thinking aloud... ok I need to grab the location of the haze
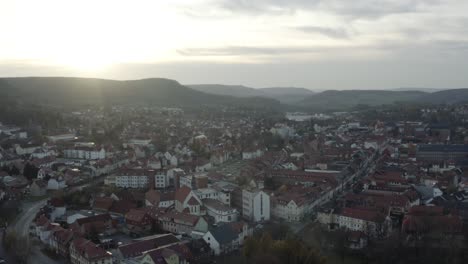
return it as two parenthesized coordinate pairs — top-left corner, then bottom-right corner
(1, 0), (468, 89)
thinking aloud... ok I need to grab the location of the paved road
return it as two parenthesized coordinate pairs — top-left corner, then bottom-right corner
(6, 199), (63, 264)
(1, 176), (105, 263)
(13, 200), (48, 239)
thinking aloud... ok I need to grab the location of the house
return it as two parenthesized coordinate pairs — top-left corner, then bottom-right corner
(210, 148), (230, 166)
(37, 167), (53, 179)
(69, 237), (112, 264)
(416, 144), (468, 165)
(70, 213), (114, 237)
(125, 208), (153, 235)
(93, 197), (114, 212)
(140, 244), (192, 264)
(115, 234), (179, 262)
(33, 214), (50, 238)
(195, 159), (212, 172)
(15, 143), (42, 155)
(159, 211), (208, 235)
(51, 228), (74, 257)
(49, 197), (67, 221)
(202, 224), (239, 255)
(147, 157), (162, 169)
(47, 177), (67, 190)
(109, 168), (155, 189)
(38, 222), (62, 246)
(186, 239), (212, 264)
(64, 146), (106, 160)
(109, 199), (137, 216)
(242, 148), (264, 160)
(242, 189), (270, 222)
(175, 186), (203, 216)
(337, 208), (391, 237)
(402, 205), (463, 236)
(155, 171), (170, 189)
(145, 189), (175, 208)
(47, 133), (76, 142)
(272, 195), (310, 222)
(202, 198), (238, 224)
(30, 179), (47, 196)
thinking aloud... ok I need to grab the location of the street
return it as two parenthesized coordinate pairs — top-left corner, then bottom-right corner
(1, 199), (64, 264)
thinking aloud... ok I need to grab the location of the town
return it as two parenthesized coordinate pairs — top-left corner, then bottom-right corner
(1, 102), (468, 264)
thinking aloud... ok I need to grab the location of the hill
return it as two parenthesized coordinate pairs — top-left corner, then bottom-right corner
(259, 87), (315, 104)
(259, 87), (315, 96)
(0, 77), (280, 109)
(188, 84), (265, 97)
(297, 90), (426, 110)
(417, 89), (468, 104)
(188, 84), (314, 104)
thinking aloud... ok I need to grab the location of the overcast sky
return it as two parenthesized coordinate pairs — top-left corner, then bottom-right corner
(1, 0), (468, 90)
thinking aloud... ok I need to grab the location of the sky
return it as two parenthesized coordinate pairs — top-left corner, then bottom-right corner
(1, 0), (468, 90)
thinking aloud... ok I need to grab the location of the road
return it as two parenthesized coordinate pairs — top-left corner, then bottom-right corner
(1, 176), (105, 264)
(3, 199), (64, 264)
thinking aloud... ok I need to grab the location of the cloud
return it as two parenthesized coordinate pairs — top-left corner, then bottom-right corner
(177, 46), (330, 57)
(295, 26), (350, 39)
(215, 0), (440, 19)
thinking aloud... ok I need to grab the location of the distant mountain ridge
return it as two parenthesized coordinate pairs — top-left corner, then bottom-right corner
(0, 77), (280, 109)
(296, 89), (468, 110)
(1, 77), (467, 111)
(188, 84), (314, 104)
(188, 84), (468, 109)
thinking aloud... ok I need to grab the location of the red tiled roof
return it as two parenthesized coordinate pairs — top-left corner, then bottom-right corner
(110, 200), (137, 215)
(118, 234), (180, 258)
(71, 237), (111, 261)
(175, 186), (191, 203)
(408, 205), (444, 216)
(75, 213), (111, 225)
(125, 208), (149, 223)
(49, 197), (65, 207)
(340, 208), (386, 223)
(159, 211), (201, 226)
(53, 228), (74, 244)
(187, 197), (200, 206)
(145, 190), (161, 205)
(93, 197), (114, 211)
(35, 214), (50, 227)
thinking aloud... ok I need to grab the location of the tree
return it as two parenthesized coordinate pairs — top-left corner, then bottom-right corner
(243, 231), (326, 264)
(23, 163), (39, 180)
(4, 230), (31, 263)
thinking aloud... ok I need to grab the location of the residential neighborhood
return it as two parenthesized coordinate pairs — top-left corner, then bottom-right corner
(1, 102), (468, 264)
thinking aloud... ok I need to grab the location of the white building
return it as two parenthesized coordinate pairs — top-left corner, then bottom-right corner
(242, 189), (270, 222)
(154, 171), (169, 188)
(270, 124), (295, 139)
(242, 149), (264, 160)
(203, 199), (238, 223)
(179, 175), (193, 189)
(107, 169), (154, 188)
(15, 144), (42, 155)
(175, 186), (203, 216)
(64, 147), (105, 160)
(47, 133), (76, 143)
(272, 198), (315, 222)
(47, 178), (67, 190)
(129, 138), (152, 146)
(194, 188), (219, 200)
